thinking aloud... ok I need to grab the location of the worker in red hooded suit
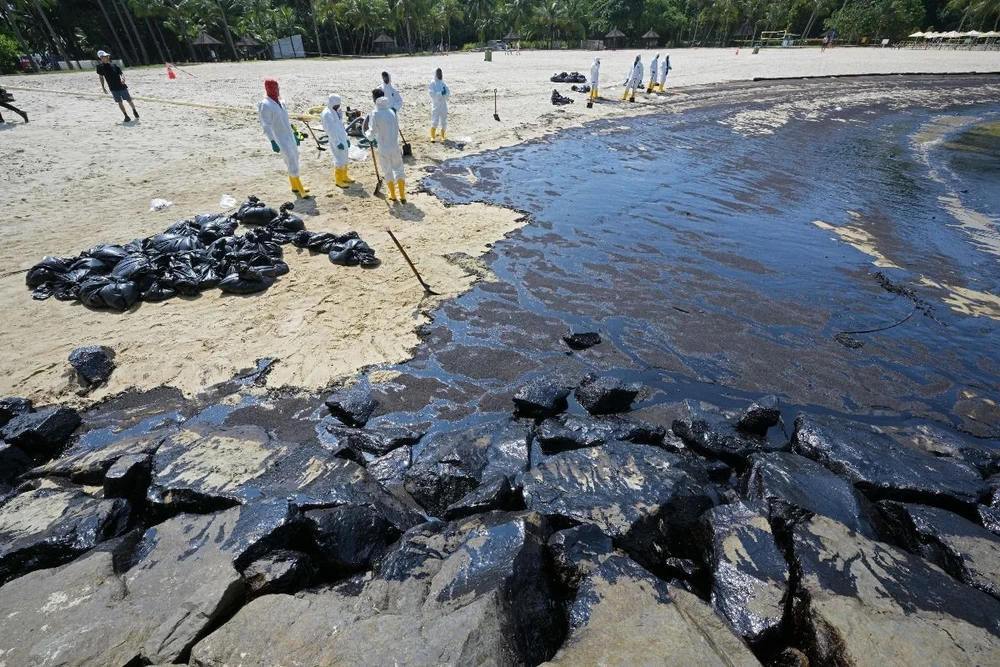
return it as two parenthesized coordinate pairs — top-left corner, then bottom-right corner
(257, 78), (309, 196)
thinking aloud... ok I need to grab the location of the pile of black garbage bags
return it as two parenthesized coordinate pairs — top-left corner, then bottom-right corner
(550, 71), (587, 83)
(25, 195), (378, 311)
(570, 84), (591, 94)
(551, 90), (574, 105)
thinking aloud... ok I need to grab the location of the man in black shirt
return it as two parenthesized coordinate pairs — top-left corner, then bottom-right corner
(0, 86), (28, 124)
(96, 50), (139, 123)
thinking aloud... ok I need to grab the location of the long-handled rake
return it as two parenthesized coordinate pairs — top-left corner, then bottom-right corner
(493, 89), (500, 121)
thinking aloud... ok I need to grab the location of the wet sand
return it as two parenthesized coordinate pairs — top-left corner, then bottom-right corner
(1, 47), (997, 405)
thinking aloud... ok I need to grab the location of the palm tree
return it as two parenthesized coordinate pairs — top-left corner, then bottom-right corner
(0, 1), (38, 71)
(164, 0), (204, 61)
(22, 0), (76, 68)
(129, 0), (170, 62)
(538, 0), (567, 48)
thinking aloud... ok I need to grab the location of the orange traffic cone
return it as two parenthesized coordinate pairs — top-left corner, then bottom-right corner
(167, 65), (176, 80)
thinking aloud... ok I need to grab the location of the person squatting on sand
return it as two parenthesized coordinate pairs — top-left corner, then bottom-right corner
(428, 68), (449, 141)
(589, 58), (601, 100)
(96, 50), (139, 123)
(258, 78), (310, 197)
(366, 96), (407, 203)
(623, 54), (642, 102)
(320, 93), (355, 188)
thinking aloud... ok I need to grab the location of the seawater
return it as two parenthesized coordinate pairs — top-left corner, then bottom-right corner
(415, 90), (1000, 437)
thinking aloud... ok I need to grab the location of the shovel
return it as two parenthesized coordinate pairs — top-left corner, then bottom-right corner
(370, 144), (384, 196)
(386, 227), (438, 296)
(303, 123), (327, 156)
(399, 128), (412, 156)
(493, 89), (500, 121)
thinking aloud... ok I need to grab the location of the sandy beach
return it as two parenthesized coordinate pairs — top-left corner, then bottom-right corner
(1, 47), (997, 405)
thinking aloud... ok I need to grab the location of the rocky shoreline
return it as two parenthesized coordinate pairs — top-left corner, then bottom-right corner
(1, 366), (998, 666)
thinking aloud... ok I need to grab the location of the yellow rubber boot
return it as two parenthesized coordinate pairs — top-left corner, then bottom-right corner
(343, 165), (355, 183)
(646, 83), (654, 94)
(290, 176), (310, 196)
(398, 180), (407, 203)
(335, 167), (348, 188)
(431, 127), (437, 141)
(387, 180), (397, 201)
(621, 90), (628, 101)
(440, 130), (446, 141)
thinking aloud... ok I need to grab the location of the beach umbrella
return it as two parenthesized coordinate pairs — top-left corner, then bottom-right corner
(236, 35), (263, 47)
(192, 32), (223, 47)
(965, 30), (982, 37)
(374, 33), (396, 54)
(908, 32), (924, 38)
(504, 31), (519, 41)
(605, 27), (626, 49)
(943, 30), (961, 38)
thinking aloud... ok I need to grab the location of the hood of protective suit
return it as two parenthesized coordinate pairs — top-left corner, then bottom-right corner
(376, 97), (391, 110)
(264, 78), (280, 104)
(327, 94), (342, 112)
(593, 58), (600, 65)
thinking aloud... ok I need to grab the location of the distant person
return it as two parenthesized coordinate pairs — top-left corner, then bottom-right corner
(381, 71), (403, 114)
(657, 54), (672, 92)
(0, 86), (28, 123)
(210, 49), (218, 62)
(257, 78), (309, 196)
(589, 57), (601, 100)
(366, 96), (407, 203)
(96, 50), (139, 123)
(821, 36), (829, 51)
(647, 53), (659, 93)
(622, 54), (642, 102)
(428, 67), (449, 141)
(320, 93), (354, 188)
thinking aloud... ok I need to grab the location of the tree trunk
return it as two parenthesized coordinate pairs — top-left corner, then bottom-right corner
(1, 5), (39, 71)
(155, 21), (174, 61)
(95, 0), (129, 63)
(33, 0), (74, 69)
(310, 0), (323, 56)
(145, 17), (166, 63)
(117, 0), (149, 63)
(333, 20), (344, 54)
(108, 0), (139, 64)
(216, 2), (239, 60)
(802, 9), (817, 40)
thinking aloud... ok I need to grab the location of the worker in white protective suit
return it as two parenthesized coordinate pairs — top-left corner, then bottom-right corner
(366, 96), (407, 203)
(320, 93), (355, 188)
(258, 78), (309, 196)
(427, 68), (449, 141)
(589, 57), (601, 101)
(622, 54), (642, 102)
(646, 54), (659, 93)
(657, 54), (673, 92)
(381, 71), (404, 114)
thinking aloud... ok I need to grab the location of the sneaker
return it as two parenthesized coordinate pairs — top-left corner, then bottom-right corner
(123, 115), (131, 122)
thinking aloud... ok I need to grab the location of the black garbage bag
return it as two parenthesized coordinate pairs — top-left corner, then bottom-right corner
(570, 72), (587, 83)
(140, 281), (177, 302)
(218, 265), (276, 294)
(31, 267), (91, 301)
(551, 89), (574, 105)
(328, 238), (377, 266)
(570, 84), (592, 93)
(166, 219), (200, 237)
(195, 215), (238, 244)
(293, 230), (360, 253)
(78, 276), (140, 311)
(550, 72), (569, 82)
(84, 244), (128, 268)
(255, 260), (290, 277)
(111, 254), (156, 281)
(146, 233), (204, 255)
(236, 195), (279, 226)
(25, 257), (73, 288)
(240, 228), (283, 260)
(70, 256), (113, 274)
(162, 259), (201, 296)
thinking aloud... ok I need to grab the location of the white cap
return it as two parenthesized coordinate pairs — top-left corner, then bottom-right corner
(97, 50), (109, 58)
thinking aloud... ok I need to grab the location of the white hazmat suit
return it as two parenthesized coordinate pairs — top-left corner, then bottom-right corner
(589, 58), (600, 99)
(428, 74), (449, 139)
(658, 55), (672, 92)
(381, 75), (404, 113)
(321, 93), (355, 187)
(366, 96), (407, 201)
(647, 54), (659, 92)
(623, 56), (642, 100)
(258, 96), (299, 177)
(321, 94), (349, 168)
